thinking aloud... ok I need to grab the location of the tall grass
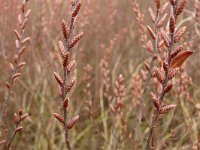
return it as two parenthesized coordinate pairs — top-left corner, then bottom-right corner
(0, 0), (199, 149)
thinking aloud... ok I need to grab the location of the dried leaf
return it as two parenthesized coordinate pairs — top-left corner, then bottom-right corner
(171, 50), (193, 68)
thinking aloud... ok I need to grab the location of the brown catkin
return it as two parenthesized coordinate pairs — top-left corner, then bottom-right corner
(147, 26), (156, 40)
(21, 113), (29, 121)
(174, 26), (186, 43)
(171, 45), (183, 58)
(53, 72), (63, 87)
(66, 78), (76, 92)
(154, 67), (164, 83)
(155, 0), (160, 9)
(15, 127), (23, 133)
(160, 105), (176, 114)
(59, 41), (66, 56)
(170, 15), (176, 33)
(160, 29), (170, 47)
(13, 113), (19, 124)
(72, 2), (81, 17)
(67, 115), (79, 129)
(63, 52), (69, 68)
(176, 0), (188, 16)
(63, 98), (69, 109)
(53, 113), (65, 123)
(14, 29), (21, 40)
(12, 73), (21, 81)
(148, 7), (155, 22)
(67, 60), (76, 75)
(157, 13), (167, 28)
(168, 68), (178, 80)
(164, 83), (173, 93)
(68, 32), (84, 48)
(146, 40), (153, 53)
(170, 0), (176, 6)
(163, 61), (169, 71)
(62, 19), (69, 40)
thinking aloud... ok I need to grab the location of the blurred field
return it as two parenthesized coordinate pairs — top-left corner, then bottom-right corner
(0, 0), (200, 149)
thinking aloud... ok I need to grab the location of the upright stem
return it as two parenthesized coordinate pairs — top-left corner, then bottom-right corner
(61, 1), (79, 149)
(0, 2), (28, 122)
(134, 6), (159, 141)
(146, 4), (178, 150)
(7, 118), (21, 149)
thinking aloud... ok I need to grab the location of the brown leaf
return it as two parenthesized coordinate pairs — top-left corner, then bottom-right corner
(171, 50), (193, 68)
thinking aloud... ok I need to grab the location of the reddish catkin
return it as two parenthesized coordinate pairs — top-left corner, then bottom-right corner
(62, 19), (69, 40)
(151, 92), (160, 109)
(14, 29), (21, 40)
(154, 67), (164, 84)
(157, 13), (167, 28)
(53, 113), (65, 123)
(18, 62), (26, 69)
(148, 7), (155, 22)
(18, 109), (23, 116)
(160, 29), (170, 47)
(146, 40), (153, 53)
(66, 78), (76, 92)
(67, 115), (79, 129)
(171, 45), (183, 58)
(163, 61), (169, 71)
(170, 0), (176, 6)
(21, 113), (29, 121)
(145, 62), (150, 70)
(72, 2), (81, 17)
(168, 68), (179, 80)
(15, 126), (23, 133)
(12, 73), (21, 82)
(164, 83), (173, 93)
(19, 46), (26, 56)
(13, 113), (19, 124)
(68, 32), (84, 49)
(63, 52), (69, 68)
(53, 72), (63, 86)
(160, 105), (176, 114)
(58, 41), (66, 56)
(63, 98), (69, 109)
(152, 98), (160, 109)
(175, 0), (188, 16)
(67, 60), (76, 75)
(170, 15), (176, 33)
(147, 25), (156, 40)
(22, 37), (30, 45)
(5, 82), (11, 89)
(155, 0), (160, 9)
(174, 26), (186, 43)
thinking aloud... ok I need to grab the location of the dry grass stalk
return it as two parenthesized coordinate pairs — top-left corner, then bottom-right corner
(53, 1), (83, 149)
(0, 1), (31, 149)
(109, 74), (126, 150)
(132, 1), (147, 48)
(101, 39), (115, 103)
(146, 0), (193, 149)
(83, 64), (93, 117)
(133, 0), (169, 142)
(0, 0), (31, 120)
(7, 109), (28, 149)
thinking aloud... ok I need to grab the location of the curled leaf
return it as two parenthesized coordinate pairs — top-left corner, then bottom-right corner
(171, 50), (193, 68)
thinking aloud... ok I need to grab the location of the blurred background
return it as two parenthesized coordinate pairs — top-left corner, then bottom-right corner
(0, 0), (200, 149)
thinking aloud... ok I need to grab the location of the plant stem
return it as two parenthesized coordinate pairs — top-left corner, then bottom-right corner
(146, 4), (178, 149)
(134, 6), (160, 142)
